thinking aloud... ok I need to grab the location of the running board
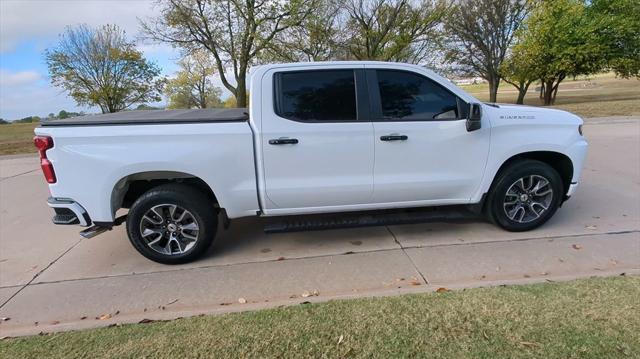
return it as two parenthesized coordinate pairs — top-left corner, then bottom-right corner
(79, 225), (110, 239)
(263, 207), (477, 234)
(79, 215), (128, 239)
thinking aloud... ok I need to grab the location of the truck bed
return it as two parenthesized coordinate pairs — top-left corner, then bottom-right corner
(40, 108), (249, 127)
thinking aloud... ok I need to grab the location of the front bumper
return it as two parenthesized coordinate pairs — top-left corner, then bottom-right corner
(47, 197), (92, 227)
(566, 182), (579, 197)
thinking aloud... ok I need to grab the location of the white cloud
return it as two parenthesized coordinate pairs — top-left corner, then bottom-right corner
(0, 70), (41, 87)
(0, 0), (159, 53)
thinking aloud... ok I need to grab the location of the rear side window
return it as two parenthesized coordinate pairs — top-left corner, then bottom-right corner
(376, 70), (458, 120)
(275, 70), (357, 122)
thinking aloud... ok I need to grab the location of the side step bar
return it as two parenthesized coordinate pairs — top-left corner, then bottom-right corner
(264, 206), (478, 234)
(80, 215), (127, 239)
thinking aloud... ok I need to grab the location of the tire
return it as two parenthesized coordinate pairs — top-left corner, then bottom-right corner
(485, 160), (563, 232)
(126, 183), (218, 264)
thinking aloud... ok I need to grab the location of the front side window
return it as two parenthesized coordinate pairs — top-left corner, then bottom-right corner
(275, 70), (357, 122)
(377, 70), (458, 120)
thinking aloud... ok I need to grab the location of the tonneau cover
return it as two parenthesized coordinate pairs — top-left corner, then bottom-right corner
(40, 108), (249, 127)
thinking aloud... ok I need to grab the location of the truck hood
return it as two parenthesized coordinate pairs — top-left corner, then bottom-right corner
(484, 103), (583, 125)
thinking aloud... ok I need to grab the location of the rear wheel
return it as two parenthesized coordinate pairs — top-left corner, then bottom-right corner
(486, 160), (563, 232)
(126, 184), (217, 264)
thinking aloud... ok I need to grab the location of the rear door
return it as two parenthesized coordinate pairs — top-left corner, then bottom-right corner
(260, 67), (375, 210)
(368, 68), (490, 204)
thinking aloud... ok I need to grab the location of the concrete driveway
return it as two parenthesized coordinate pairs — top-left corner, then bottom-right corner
(1, 118), (638, 337)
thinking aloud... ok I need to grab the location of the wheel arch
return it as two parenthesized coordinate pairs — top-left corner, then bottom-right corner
(110, 171), (218, 217)
(489, 151), (574, 197)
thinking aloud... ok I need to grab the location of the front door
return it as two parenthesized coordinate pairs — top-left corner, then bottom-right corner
(261, 67), (375, 210)
(368, 68), (490, 204)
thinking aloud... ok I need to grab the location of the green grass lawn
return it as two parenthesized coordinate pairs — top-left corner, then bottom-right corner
(461, 74), (640, 118)
(0, 122), (38, 156)
(1, 276), (638, 358)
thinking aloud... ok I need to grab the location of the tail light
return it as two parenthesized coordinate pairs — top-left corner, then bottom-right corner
(34, 135), (56, 183)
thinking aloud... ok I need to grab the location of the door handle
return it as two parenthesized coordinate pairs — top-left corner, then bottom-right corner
(380, 135), (408, 141)
(269, 138), (299, 145)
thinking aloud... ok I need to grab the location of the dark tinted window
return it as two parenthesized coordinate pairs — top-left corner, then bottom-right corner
(276, 70), (357, 121)
(377, 70), (458, 120)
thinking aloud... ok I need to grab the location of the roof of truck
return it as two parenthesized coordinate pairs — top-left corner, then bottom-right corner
(39, 108), (249, 127)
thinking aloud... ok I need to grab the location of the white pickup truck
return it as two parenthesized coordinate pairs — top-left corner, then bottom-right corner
(35, 61), (587, 264)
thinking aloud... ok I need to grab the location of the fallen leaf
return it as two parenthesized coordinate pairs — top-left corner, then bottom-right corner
(519, 341), (539, 347)
(220, 302), (232, 306)
(396, 278), (405, 282)
(51, 321), (60, 325)
(114, 310), (120, 316)
(337, 335), (344, 345)
(558, 257), (565, 263)
(540, 272), (548, 276)
(312, 289), (319, 296)
(410, 280), (421, 286)
(289, 294), (298, 299)
(238, 297), (247, 304)
(301, 291), (311, 298)
(0, 317), (10, 322)
(97, 314), (111, 320)
(34, 322), (38, 326)
(572, 244), (582, 250)
(80, 316), (87, 320)
(523, 274), (531, 278)
(482, 331), (489, 340)
(585, 225), (597, 230)
(277, 257), (285, 261)
(436, 287), (449, 293)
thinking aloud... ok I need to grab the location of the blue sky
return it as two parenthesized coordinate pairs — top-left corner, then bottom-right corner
(0, 0), (186, 121)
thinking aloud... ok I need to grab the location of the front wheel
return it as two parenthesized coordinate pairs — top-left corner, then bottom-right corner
(486, 160), (563, 232)
(126, 184), (218, 264)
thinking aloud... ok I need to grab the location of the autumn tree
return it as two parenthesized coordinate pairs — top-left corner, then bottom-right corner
(445, 0), (529, 102)
(45, 24), (164, 113)
(166, 51), (223, 109)
(141, 0), (316, 108)
(344, 0), (449, 64)
(262, 0), (344, 62)
(587, 0), (640, 79)
(517, 0), (603, 105)
(500, 31), (538, 104)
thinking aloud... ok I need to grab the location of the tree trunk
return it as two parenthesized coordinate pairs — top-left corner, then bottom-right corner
(235, 80), (247, 108)
(488, 77), (499, 103)
(516, 88), (527, 104)
(515, 81), (531, 105)
(539, 81), (545, 99)
(543, 80), (555, 105)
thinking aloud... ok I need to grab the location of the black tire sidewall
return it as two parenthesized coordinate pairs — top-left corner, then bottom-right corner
(488, 160), (564, 232)
(126, 184), (217, 264)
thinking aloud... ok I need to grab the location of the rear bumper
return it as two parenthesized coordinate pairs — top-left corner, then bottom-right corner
(47, 197), (92, 227)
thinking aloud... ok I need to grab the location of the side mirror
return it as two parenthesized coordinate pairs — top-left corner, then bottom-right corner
(466, 103), (482, 132)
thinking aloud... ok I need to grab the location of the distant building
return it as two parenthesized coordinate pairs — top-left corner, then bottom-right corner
(451, 77), (486, 85)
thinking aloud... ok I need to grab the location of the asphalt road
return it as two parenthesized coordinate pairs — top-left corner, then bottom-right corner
(0, 118), (638, 337)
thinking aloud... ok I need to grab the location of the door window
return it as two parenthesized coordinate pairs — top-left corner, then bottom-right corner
(376, 70), (459, 121)
(275, 70), (357, 122)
